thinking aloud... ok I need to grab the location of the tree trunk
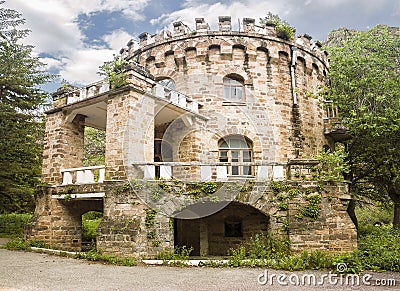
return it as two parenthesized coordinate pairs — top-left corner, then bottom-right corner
(347, 199), (358, 229)
(394, 202), (400, 229)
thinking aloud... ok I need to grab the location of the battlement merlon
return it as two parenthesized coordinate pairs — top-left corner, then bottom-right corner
(126, 16), (328, 63)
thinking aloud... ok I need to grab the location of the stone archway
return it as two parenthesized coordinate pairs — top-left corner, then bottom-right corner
(174, 201), (269, 256)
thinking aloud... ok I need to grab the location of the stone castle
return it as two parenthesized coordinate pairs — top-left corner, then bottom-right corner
(25, 16), (356, 259)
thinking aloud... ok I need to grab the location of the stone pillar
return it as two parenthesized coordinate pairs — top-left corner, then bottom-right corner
(41, 112), (85, 185)
(199, 220), (208, 256)
(105, 87), (155, 180)
(218, 16), (232, 32)
(195, 18), (210, 32)
(243, 18), (255, 33)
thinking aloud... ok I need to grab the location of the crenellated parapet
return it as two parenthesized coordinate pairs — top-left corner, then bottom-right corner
(124, 16), (328, 75)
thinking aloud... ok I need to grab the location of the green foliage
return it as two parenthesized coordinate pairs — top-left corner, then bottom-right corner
(356, 225), (400, 272)
(0, 3), (53, 213)
(3, 238), (47, 251)
(270, 181), (284, 194)
(298, 194), (322, 220)
(259, 12), (296, 40)
(145, 209), (157, 228)
(98, 58), (128, 89)
(0, 213), (32, 237)
(81, 211), (102, 242)
(156, 246), (193, 261)
(83, 127), (105, 166)
(278, 202), (288, 211)
(200, 182), (218, 194)
(75, 249), (135, 266)
(325, 25), (400, 226)
(356, 203), (393, 236)
(314, 144), (349, 181)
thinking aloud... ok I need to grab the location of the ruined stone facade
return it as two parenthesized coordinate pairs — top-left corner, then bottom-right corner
(25, 17), (357, 258)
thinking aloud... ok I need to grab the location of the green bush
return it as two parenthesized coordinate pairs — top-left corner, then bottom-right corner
(356, 203), (393, 236)
(75, 249), (135, 266)
(3, 238), (47, 251)
(156, 246), (193, 261)
(81, 211), (102, 242)
(0, 213), (32, 237)
(357, 225), (400, 272)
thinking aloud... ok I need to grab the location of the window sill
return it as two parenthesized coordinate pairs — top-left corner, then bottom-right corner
(222, 101), (247, 106)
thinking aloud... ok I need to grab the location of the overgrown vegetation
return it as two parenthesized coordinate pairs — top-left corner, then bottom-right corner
(98, 58), (128, 89)
(259, 12), (296, 40)
(81, 211), (102, 243)
(0, 213), (32, 237)
(74, 249), (135, 266)
(325, 25), (400, 227)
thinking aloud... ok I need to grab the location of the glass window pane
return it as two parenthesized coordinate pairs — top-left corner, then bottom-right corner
(220, 141), (229, 149)
(231, 151), (239, 161)
(230, 139), (240, 148)
(232, 166), (239, 175)
(243, 166), (251, 175)
(243, 151), (251, 161)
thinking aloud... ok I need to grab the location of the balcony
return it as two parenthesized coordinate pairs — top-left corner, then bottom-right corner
(323, 101), (350, 142)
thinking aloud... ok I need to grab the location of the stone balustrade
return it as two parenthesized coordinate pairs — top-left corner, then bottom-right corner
(153, 83), (199, 113)
(61, 165), (105, 185)
(131, 160), (319, 182)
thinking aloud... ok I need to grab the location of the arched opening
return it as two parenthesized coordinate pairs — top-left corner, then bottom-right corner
(219, 135), (253, 176)
(223, 74), (245, 101)
(174, 201), (269, 256)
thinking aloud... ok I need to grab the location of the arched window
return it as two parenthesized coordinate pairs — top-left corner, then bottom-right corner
(223, 74), (244, 100)
(219, 135), (253, 176)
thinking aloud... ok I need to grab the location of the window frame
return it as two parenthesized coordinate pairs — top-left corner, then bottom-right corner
(218, 136), (253, 176)
(223, 75), (245, 101)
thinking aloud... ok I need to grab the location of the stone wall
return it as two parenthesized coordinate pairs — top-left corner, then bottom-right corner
(25, 184), (103, 251)
(129, 27), (329, 165)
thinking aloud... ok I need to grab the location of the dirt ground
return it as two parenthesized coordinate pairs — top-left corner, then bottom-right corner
(0, 248), (399, 291)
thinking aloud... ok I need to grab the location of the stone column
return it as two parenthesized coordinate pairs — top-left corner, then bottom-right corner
(41, 112), (85, 185)
(105, 87), (155, 180)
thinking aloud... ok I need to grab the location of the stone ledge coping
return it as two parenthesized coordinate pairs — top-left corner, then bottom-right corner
(51, 192), (105, 199)
(142, 259), (229, 266)
(31, 247), (78, 257)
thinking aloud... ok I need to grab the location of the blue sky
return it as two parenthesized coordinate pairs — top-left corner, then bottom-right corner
(5, 0), (400, 93)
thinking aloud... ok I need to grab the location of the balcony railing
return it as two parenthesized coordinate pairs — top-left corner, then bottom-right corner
(131, 160), (318, 182)
(153, 84), (199, 113)
(66, 80), (110, 105)
(61, 166), (105, 185)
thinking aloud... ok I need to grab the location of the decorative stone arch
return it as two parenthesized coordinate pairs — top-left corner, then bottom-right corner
(152, 67), (179, 80)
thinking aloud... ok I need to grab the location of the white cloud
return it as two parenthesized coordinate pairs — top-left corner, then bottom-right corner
(102, 29), (136, 52)
(151, 1), (291, 31)
(59, 48), (115, 85)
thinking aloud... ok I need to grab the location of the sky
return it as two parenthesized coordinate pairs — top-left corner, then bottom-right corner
(4, 0), (400, 92)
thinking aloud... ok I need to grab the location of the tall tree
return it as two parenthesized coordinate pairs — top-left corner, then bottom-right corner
(325, 25), (400, 227)
(0, 1), (52, 213)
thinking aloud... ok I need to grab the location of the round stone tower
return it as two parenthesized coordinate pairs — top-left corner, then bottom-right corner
(120, 16), (330, 167)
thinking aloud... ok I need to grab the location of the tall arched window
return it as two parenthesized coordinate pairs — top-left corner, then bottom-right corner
(219, 135), (253, 176)
(223, 74), (244, 100)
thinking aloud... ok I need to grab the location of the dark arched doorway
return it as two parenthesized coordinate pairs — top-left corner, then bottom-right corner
(174, 201), (269, 256)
